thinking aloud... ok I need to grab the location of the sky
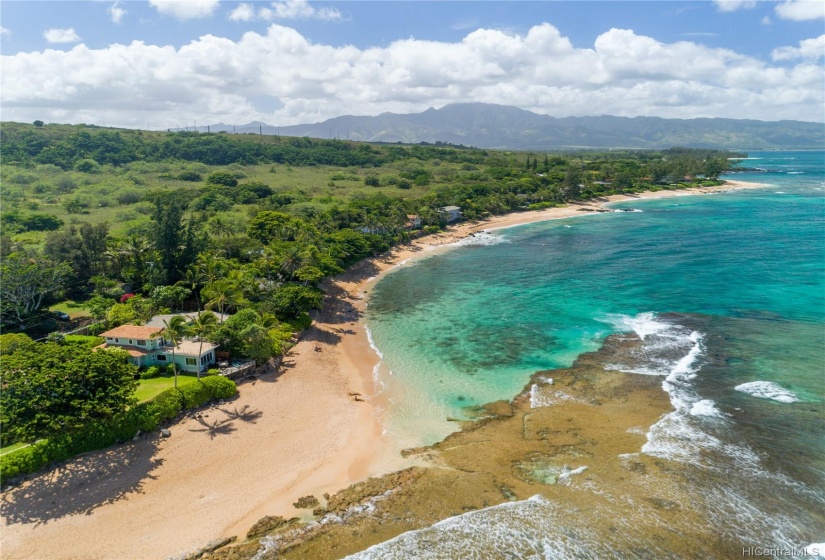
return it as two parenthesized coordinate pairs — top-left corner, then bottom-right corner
(1, 0), (824, 128)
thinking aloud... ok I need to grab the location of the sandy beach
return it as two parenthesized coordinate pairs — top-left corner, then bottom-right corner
(0, 179), (767, 560)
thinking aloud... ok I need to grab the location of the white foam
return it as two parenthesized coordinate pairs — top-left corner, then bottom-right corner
(364, 324), (384, 360)
(690, 399), (722, 417)
(604, 311), (671, 341)
(529, 384), (582, 408)
(558, 466), (588, 482)
(446, 230), (508, 248)
(735, 381), (799, 403)
(345, 495), (560, 560)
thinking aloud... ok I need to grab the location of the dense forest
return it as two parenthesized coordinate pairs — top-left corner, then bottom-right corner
(1, 122), (739, 341)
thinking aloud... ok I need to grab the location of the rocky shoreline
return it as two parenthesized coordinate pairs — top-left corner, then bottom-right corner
(188, 331), (686, 559)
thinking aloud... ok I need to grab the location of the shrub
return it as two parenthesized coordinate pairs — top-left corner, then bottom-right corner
(178, 382), (212, 409)
(117, 190), (143, 205)
(201, 376), (238, 399)
(140, 366), (161, 379)
(205, 368), (220, 377)
(364, 175), (380, 187)
(177, 171), (202, 182)
(63, 335), (105, 349)
(206, 171), (238, 188)
(74, 159), (101, 173)
(397, 179), (412, 189)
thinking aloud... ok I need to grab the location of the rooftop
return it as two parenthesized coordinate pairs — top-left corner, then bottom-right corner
(100, 325), (163, 339)
(94, 343), (153, 358)
(173, 339), (219, 357)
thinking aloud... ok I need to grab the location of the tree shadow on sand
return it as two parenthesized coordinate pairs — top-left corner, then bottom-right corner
(1, 438), (163, 526)
(187, 405), (263, 440)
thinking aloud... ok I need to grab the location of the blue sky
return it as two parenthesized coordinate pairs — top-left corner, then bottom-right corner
(1, 1), (823, 127)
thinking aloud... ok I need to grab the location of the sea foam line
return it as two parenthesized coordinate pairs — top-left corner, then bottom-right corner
(734, 381), (799, 403)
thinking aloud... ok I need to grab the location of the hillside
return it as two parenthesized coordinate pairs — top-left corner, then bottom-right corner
(212, 103), (824, 150)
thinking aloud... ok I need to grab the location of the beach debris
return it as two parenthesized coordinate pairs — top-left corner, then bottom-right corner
(314, 345), (322, 352)
(161, 429), (172, 438)
(348, 391), (362, 397)
(246, 516), (299, 540)
(354, 395), (364, 402)
(293, 495), (320, 509)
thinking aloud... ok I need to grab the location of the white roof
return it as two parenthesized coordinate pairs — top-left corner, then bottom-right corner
(172, 339), (218, 357)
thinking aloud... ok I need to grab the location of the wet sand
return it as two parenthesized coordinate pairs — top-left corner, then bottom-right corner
(0, 179), (766, 560)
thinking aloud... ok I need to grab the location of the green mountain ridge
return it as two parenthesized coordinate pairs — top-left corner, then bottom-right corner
(213, 103), (824, 150)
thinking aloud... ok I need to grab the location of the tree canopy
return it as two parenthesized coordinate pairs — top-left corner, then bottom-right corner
(0, 343), (139, 445)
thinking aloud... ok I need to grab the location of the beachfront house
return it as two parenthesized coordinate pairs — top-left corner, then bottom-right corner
(439, 206), (462, 223)
(97, 325), (218, 373)
(406, 214), (422, 229)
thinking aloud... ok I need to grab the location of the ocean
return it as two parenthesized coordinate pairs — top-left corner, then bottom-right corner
(359, 151), (825, 558)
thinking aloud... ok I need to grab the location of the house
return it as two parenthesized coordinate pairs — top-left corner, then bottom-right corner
(439, 206), (462, 223)
(406, 214), (422, 229)
(97, 324), (218, 373)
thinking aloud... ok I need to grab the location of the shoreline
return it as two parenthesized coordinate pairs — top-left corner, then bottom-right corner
(0, 179), (768, 560)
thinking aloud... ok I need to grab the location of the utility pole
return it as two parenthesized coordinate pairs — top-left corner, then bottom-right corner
(259, 124), (262, 136)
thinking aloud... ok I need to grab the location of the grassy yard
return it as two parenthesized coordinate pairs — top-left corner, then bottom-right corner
(0, 441), (32, 457)
(135, 373), (200, 403)
(49, 299), (93, 319)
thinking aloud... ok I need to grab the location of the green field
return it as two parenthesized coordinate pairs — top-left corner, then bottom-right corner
(2, 158), (443, 251)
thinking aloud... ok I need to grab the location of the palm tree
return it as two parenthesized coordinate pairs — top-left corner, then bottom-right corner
(278, 244), (304, 279)
(254, 311), (279, 330)
(151, 316), (190, 389)
(189, 311), (218, 379)
(177, 266), (204, 311)
(203, 278), (245, 322)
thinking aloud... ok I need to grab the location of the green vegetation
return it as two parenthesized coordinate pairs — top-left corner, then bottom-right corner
(135, 374), (200, 403)
(0, 374), (237, 482)
(0, 339), (138, 446)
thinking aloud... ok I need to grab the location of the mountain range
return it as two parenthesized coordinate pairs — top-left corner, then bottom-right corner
(209, 103), (824, 151)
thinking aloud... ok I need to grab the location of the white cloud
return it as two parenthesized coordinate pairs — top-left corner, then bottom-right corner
(0, 26), (11, 37)
(713, 0), (756, 12)
(230, 0), (341, 22)
(775, 0), (825, 21)
(228, 3), (255, 22)
(148, 0), (220, 21)
(109, 2), (127, 24)
(3, 23), (823, 128)
(43, 28), (81, 43)
(772, 35), (825, 61)
(762, 16), (772, 25)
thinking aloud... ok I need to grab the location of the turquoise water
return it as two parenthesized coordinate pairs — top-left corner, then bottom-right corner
(364, 150), (825, 554)
(369, 150), (824, 443)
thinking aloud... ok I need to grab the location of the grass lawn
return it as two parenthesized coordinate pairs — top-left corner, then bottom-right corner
(0, 441), (32, 457)
(49, 299), (93, 319)
(135, 373), (200, 403)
